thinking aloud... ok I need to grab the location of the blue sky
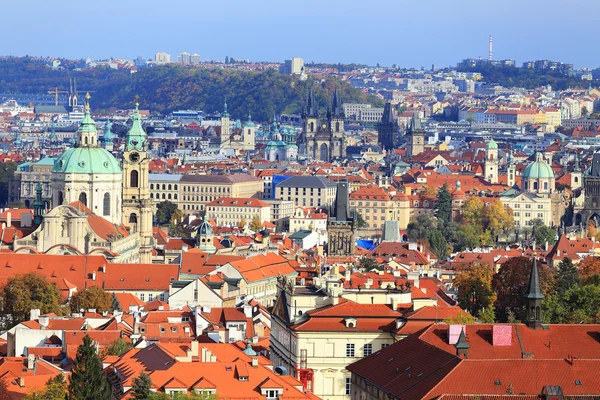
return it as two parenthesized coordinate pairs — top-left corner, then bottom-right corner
(3, 0), (598, 68)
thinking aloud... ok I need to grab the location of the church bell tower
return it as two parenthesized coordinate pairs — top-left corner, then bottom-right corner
(122, 101), (153, 263)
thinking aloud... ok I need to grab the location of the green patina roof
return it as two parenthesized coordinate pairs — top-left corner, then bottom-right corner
(523, 155), (554, 180)
(486, 138), (498, 150)
(52, 147), (121, 174)
(125, 104), (147, 151)
(78, 104), (97, 135)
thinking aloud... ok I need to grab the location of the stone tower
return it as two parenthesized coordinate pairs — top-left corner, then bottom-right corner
(377, 102), (398, 151)
(406, 113), (425, 159)
(484, 138), (499, 184)
(220, 100), (230, 146)
(327, 178), (355, 256)
(122, 102), (153, 264)
(243, 113), (256, 151)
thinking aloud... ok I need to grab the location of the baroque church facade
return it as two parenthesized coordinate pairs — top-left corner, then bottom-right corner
(15, 97), (154, 263)
(298, 88), (345, 162)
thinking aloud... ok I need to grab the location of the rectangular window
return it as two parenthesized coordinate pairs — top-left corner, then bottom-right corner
(381, 344), (389, 350)
(363, 344), (372, 357)
(346, 344), (355, 357)
(345, 377), (351, 395)
(140, 293), (145, 301)
(148, 294), (153, 301)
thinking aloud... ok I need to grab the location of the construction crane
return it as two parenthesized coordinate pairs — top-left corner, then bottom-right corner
(48, 78), (95, 107)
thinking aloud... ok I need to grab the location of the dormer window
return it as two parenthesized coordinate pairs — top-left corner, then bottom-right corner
(344, 318), (357, 328)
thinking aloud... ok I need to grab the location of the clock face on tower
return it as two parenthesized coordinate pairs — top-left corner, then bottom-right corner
(129, 152), (140, 162)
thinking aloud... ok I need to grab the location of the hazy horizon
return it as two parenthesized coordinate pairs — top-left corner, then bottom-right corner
(3, 0), (599, 69)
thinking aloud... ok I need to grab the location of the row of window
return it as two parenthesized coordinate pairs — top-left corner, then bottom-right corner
(513, 204), (544, 209)
(183, 185), (231, 193)
(345, 343), (388, 357)
(138, 293), (166, 302)
(514, 212), (544, 218)
(150, 193), (178, 200)
(150, 183), (178, 190)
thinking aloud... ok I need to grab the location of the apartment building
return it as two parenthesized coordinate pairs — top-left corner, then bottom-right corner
(275, 176), (336, 209)
(205, 197), (271, 227)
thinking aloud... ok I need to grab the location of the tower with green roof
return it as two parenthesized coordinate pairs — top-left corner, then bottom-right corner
(121, 101), (153, 263)
(51, 94), (123, 224)
(484, 138), (499, 184)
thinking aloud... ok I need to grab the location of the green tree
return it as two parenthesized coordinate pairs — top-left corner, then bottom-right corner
(358, 258), (381, 271)
(111, 292), (122, 312)
(427, 228), (448, 260)
(2, 273), (63, 326)
(106, 338), (133, 357)
(70, 286), (112, 314)
(131, 372), (153, 400)
(435, 183), (452, 225)
(478, 305), (496, 323)
(155, 201), (178, 226)
(26, 374), (67, 400)
(68, 335), (112, 400)
(250, 216), (263, 232)
(355, 212), (368, 228)
(556, 257), (580, 293)
(435, 184), (452, 225)
(0, 161), (17, 206)
(407, 213), (437, 241)
(529, 219), (556, 247)
(543, 283), (600, 324)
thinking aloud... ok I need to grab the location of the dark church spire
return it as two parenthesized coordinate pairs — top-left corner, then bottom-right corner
(524, 257), (544, 329)
(332, 87), (343, 117)
(33, 183), (44, 225)
(306, 86), (318, 117)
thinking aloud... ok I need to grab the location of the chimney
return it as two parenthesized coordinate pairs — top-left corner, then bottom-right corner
(391, 298), (399, 310)
(91, 272), (96, 281)
(251, 356), (259, 368)
(182, 245), (189, 252)
(30, 309), (41, 321)
(18, 377), (24, 387)
(6, 212), (11, 228)
(27, 354), (35, 370)
(38, 316), (49, 328)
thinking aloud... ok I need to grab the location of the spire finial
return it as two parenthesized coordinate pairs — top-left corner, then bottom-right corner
(134, 94), (140, 109)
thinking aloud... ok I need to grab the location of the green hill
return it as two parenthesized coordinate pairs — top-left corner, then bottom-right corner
(0, 57), (382, 121)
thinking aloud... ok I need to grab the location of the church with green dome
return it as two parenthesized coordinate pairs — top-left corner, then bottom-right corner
(51, 98), (123, 224)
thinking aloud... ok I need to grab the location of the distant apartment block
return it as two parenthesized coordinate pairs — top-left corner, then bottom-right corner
(344, 103), (371, 120)
(154, 52), (171, 64)
(279, 58), (304, 75)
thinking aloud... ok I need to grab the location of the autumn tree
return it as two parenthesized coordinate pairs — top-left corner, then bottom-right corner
(250, 216), (263, 232)
(70, 286), (112, 314)
(237, 217), (247, 229)
(453, 262), (495, 317)
(492, 257), (555, 321)
(1, 273), (63, 326)
(68, 335), (112, 400)
(483, 199), (514, 241)
(578, 256), (600, 282)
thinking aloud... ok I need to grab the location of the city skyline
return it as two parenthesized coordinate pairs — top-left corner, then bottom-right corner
(3, 0), (599, 69)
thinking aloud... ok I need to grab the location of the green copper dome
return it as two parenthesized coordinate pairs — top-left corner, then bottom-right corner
(52, 147), (121, 174)
(53, 100), (121, 175)
(125, 103), (147, 151)
(523, 153), (554, 180)
(486, 138), (498, 150)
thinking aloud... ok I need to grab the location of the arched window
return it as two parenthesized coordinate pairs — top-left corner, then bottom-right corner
(168, 194), (172, 200)
(174, 194), (178, 200)
(79, 192), (87, 207)
(130, 170), (139, 188)
(336, 122), (340, 132)
(150, 184), (154, 190)
(168, 184), (172, 190)
(150, 193), (154, 199)
(103, 193), (110, 216)
(129, 213), (138, 232)
(58, 191), (64, 206)
(533, 182), (538, 190)
(174, 185), (178, 190)
(162, 193), (166, 199)
(84, 137), (88, 145)
(309, 122), (314, 132)
(162, 184), (166, 190)
(544, 182), (548, 190)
